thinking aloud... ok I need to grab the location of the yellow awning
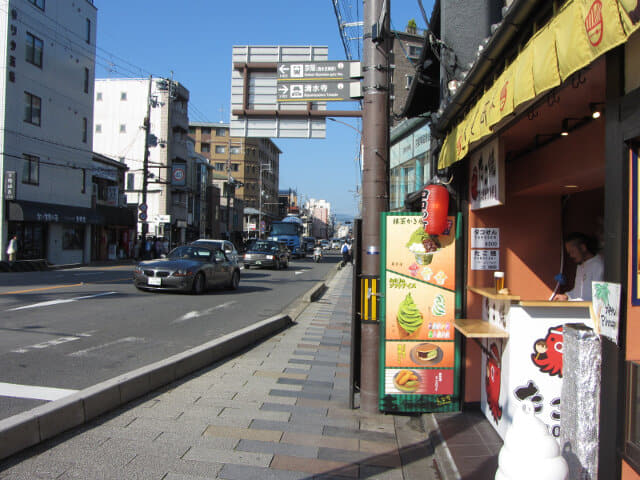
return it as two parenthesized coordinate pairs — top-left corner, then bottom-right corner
(438, 0), (636, 170)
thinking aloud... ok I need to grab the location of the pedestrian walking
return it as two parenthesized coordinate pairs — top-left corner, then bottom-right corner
(134, 236), (141, 261)
(6, 235), (18, 263)
(144, 237), (152, 260)
(341, 240), (350, 267)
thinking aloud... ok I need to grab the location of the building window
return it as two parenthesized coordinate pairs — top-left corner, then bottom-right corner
(22, 154), (39, 185)
(62, 225), (84, 250)
(84, 67), (90, 94)
(25, 32), (43, 68)
(215, 163), (225, 171)
(230, 146), (241, 155)
(119, 124), (126, 133)
(24, 92), (41, 126)
(405, 75), (413, 90)
(231, 163), (239, 172)
(200, 142), (210, 153)
(188, 126), (195, 135)
(216, 128), (226, 137)
(126, 173), (135, 191)
(201, 127), (211, 135)
(82, 117), (88, 143)
(86, 18), (91, 44)
(120, 92), (127, 101)
(95, 124), (102, 133)
(29, 0), (44, 10)
(215, 145), (226, 154)
(408, 45), (422, 58)
(96, 92), (102, 101)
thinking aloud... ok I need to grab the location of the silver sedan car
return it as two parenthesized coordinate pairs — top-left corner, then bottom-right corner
(133, 245), (240, 294)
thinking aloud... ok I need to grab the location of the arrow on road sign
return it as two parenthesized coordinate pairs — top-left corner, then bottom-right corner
(278, 85), (289, 95)
(278, 64), (290, 76)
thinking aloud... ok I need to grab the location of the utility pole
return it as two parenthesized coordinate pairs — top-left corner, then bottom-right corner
(141, 74), (153, 239)
(360, 0), (390, 413)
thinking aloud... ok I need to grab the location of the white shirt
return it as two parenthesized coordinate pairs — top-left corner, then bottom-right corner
(567, 253), (604, 301)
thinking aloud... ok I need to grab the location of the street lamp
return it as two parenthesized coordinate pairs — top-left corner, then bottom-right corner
(328, 117), (362, 134)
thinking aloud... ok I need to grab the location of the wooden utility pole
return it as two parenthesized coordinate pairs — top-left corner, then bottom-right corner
(360, 0), (390, 413)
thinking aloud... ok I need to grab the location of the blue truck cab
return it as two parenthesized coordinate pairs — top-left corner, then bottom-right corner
(267, 216), (305, 258)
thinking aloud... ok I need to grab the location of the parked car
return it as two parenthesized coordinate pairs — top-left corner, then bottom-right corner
(191, 239), (240, 266)
(320, 240), (330, 250)
(133, 245), (240, 294)
(243, 240), (289, 269)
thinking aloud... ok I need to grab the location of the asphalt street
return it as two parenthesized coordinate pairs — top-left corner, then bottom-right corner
(0, 254), (340, 421)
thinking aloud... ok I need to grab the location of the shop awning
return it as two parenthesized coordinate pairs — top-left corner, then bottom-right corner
(438, 0), (640, 169)
(8, 200), (103, 224)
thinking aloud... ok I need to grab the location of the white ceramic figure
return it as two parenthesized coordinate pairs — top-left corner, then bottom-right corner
(495, 404), (568, 480)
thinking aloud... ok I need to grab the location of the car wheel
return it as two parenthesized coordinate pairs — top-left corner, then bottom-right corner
(192, 272), (206, 294)
(227, 270), (240, 290)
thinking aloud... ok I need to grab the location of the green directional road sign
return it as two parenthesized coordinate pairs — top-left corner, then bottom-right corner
(277, 61), (361, 81)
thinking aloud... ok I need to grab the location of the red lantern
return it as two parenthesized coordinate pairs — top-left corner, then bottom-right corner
(421, 184), (449, 235)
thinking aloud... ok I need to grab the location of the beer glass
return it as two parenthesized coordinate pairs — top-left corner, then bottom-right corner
(494, 271), (504, 292)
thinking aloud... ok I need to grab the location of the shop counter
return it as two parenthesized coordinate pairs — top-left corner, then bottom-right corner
(464, 286), (595, 442)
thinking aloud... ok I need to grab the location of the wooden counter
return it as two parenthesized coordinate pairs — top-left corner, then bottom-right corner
(453, 318), (509, 338)
(467, 286), (521, 301)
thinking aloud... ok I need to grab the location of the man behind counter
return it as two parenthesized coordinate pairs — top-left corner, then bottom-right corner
(553, 232), (604, 302)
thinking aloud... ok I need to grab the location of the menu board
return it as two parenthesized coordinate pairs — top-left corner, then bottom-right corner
(379, 212), (460, 413)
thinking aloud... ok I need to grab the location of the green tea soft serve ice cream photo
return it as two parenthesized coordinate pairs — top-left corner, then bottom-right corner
(397, 292), (423, 335)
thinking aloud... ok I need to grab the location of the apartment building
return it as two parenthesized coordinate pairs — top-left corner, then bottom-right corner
(390, 24), (425, 127)
(189, 122), (281, 240)
(94, 77), (198, 245)
(0, 0), (103, 264)
(305, 198), (331, 240)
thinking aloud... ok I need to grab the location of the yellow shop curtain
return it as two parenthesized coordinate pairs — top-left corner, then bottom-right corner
(438, 0), (637, 170)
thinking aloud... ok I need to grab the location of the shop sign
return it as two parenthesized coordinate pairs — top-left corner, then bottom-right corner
(247, 223), (256, 231)
(106, 186), (118, 206)
(592, 281), (621, 344)
(4, 170), (16, 200)
(398, 136), (413, 164)
(471, 228), (499, 248)
(471, 249), (499, 270)
(390, 143), (401, 169)
(380, 212), (460, 413)
(469, 139), (505, 210)
(413, 124), (430, 157)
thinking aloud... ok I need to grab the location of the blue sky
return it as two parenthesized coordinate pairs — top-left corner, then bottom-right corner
(95, 1), (433, 217)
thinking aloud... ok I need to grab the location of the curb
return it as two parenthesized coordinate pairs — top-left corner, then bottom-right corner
(0, 312), (300, 461)
(422, 413), (462, 480)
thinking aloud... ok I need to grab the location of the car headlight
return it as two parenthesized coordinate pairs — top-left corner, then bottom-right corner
(172, 269), (192, 277)
(266, 255), (274, 260)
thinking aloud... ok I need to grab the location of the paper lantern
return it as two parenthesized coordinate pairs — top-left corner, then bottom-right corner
(421, 184), (449, 235)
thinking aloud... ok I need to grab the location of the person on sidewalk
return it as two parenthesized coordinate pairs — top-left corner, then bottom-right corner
(553, 232), (604, 301)
(341, 240), (350, 266)
(6, 235), (18, 263)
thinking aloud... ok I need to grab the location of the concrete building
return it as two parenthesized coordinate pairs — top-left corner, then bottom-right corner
(188, 122), (280, 241)
(305, 198), (331, 240)
(94, 77), (197, 246)
(0, 0), (103, 264)
(390, 23), (426, 127)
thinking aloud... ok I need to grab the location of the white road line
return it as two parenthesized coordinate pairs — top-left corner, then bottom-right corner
(172, 301), (237, 324)
(7, 291), (117, 311)
(295, 270), (304, 275)
(67, 337), (144, 357)
(0, 382), (77, 401)
(10, 331), (95, 354)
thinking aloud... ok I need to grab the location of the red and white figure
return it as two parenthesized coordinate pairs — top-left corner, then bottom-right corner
(486, 343), (503, 423)
(531, 326), (563, 378)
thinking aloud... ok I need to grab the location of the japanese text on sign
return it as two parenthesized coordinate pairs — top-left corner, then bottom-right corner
(471, 249), (499, 270)
(471, 228), (500, 248)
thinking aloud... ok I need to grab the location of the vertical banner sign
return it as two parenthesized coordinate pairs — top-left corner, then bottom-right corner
(379, 212), (460, 413)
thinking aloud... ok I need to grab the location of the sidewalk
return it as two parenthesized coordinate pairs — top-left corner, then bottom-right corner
(0, 265), (483, 479)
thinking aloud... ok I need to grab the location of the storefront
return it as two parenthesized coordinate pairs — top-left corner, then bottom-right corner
(399, 1), (640, 478)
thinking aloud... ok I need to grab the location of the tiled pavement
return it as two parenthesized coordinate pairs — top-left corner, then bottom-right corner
(0, 266), (443, 480)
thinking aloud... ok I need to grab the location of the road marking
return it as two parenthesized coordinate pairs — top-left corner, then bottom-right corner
(68, 337), (144, 357)
(73, 272), (105, 276)
(295, 270), (305, 275)
(172, 301), (237, 324)
(0, 283), (83, 295)
(11, 331), (95, 354)
(0, 382), (77, 401)
(7, 291), (117, 311)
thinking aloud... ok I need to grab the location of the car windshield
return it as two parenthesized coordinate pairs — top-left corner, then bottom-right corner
(249, 241), (277, 251)
(270, 224), (299, 235)
(167, 246), (212, 261)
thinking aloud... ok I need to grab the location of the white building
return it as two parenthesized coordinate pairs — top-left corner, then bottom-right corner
(0, 0), (100, 264)
(93, 77), (194, 245)
(304, 198), (331, 240)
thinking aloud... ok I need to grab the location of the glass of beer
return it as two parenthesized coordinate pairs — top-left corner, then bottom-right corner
(494, 271), (504, 293)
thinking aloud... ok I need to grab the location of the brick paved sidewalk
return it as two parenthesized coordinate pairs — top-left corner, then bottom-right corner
(0, 266), (438, 480)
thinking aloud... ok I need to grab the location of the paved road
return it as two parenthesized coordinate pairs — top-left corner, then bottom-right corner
(0, 254), (341, 421)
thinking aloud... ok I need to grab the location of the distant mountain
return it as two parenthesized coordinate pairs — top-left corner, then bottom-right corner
(334, 213), (356, 224)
